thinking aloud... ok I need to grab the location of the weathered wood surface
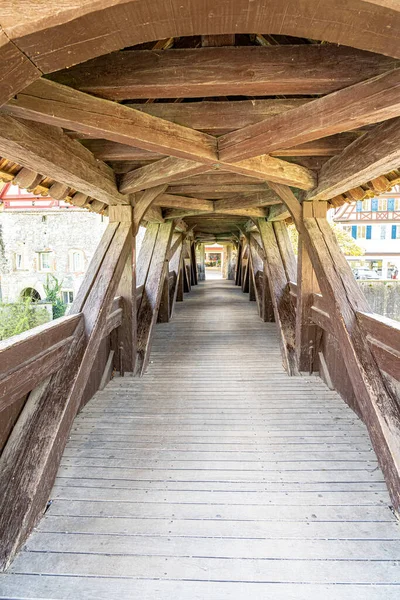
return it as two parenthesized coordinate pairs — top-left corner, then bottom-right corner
(1, 280), (400, 598)
(0, 314), (82, 413)
(219, 67), (400, 162)
(0, 30), (40, 108)
(0, 116), (126, 206)
(257, 221), (299, 376)
(307, 117), (400, 201)
(2, 0), (400, 79)
(49, 46), (397, 100)
(136, 222), (174, 375)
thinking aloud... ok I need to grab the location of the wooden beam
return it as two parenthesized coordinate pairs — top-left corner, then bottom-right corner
(144, 205), (165, 223)
(257, 219), (299, 376)
(219, 67), (400, 162)
(295, 203), (326, 372)
(109, 207), (136, 374)
(215, 191), (282, 210)
(49, 46), (397, 100)
(272, 184), (400, 513)
(222, 155), (317, 191)
(0, 315), (81, 413)
(168, 236), (184, 317)
(124, 99), (311, 135)
(0, 116), (126, 205)
(4, 79), (217, 163)
(268, 204), (291, 222)
(201, 35), (235, 47)
(307, 117), (400, 201)
(0, 30), (40, 108)
(120, 158), (209, 194)
(136, 222), (174, 375)
(155, 193), (214, 211)
(133, 184), (167, 233)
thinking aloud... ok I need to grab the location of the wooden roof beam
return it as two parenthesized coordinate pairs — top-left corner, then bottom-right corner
(307, 117), (400, 201)
(219, 67), (400, 162)
(3, 79), (217, 163)
(0, 116), (126, 205)
(48, 46), (398, 100)
(214, 191), (282, 210)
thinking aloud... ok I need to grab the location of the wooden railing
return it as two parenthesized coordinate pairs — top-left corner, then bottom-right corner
(0, 297), (124, 452)
(289, 281), (400, 386)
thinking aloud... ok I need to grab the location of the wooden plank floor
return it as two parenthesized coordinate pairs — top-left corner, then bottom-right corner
(1, 279), (400, 599)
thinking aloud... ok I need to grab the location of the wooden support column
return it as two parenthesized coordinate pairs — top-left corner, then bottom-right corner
(235, 242), (243, 286)
(198, 243), (206, 281)
(269, 183), (400, 512)
(157, 271), (170, 324)
(296, 203), (325, 372)
(0, 220), (132, 570)
(109, 205), (136, 374)
(257, 219), (299, 375)
(136, 222), (174, 375)
(248, 253), (256, 303)
(168, 234), (185, 318)
(190, 242), (198, 285)
(177, 262), (184, 302)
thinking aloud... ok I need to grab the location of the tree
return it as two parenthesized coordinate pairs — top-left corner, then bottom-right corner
(0, 299), (49, 341)
(44, 274), (67, 319)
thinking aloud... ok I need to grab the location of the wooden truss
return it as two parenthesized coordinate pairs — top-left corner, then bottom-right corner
(1, 25), (400, 570)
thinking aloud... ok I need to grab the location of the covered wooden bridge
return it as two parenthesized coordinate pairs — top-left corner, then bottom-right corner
(1, 1), (400, 597)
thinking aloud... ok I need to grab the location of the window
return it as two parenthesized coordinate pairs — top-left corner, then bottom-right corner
(69, 250), (84, 273)
(62, 290), (74, 304)
(380, 225), (387, 240)
(392, 225), (400, 239)
(39, 252), (53, 271)
(357, 225), (367, 239)
(356, 201), (363, 212)
(378, 198), (387, 211)
(342, 225), (352, 235)
(395, 198), (400, 211)
(15, 253), (24, 270)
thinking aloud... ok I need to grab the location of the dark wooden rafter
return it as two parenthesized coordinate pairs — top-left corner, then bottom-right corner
(48, 46), (398, 100)
(271, 184), (400, 512)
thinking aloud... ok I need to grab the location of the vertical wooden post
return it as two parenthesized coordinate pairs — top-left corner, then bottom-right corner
(136, 221), (174, 375)
(190, 241), (198, 285)
(198, 243), (206, 281)
(257, 219), (299, 375)
(296, 203), (325, 372)
(235, 242), (243, 286)
(109, 206), (136, 373)
(169, 234), (184, 317)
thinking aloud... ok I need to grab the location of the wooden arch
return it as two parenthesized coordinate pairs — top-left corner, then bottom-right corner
(2, 0), (400, 106)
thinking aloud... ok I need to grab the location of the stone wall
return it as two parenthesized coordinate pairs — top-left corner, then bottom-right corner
(0, 208), (107, 304)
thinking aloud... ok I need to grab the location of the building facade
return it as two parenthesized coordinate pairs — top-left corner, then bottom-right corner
(333, 188), (400, 278)
(0, 184), (107, 306)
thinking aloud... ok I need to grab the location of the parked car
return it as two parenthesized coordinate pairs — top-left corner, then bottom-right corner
(353, 268), (379, 280)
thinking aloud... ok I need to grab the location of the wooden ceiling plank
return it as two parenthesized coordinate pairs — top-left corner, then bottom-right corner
(126, 99), (312, 135)
(223, 155), (317, 190)
(0, 115), (126, 205)
(48, 46), (398, 100)
(219, 67), (400, 162)
(155, 194), (214, 211)
(307, 117), (400, 201)
(3, 79), (217, 163)
(120, 158), (210, 194)
(215, 191), (282, 210)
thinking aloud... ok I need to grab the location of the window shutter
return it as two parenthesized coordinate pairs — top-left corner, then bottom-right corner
(371, 199), (378, 212)
(388, 198), (395, 211)
(351, 226), (357, 239)
(366, 225), (372, 239)
(392, 225), (397, 239)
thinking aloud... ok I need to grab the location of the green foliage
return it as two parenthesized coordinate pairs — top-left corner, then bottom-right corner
(44, 274), (67, 319)
(0, 299), (49, 341)
(287, 223), (364, 257)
